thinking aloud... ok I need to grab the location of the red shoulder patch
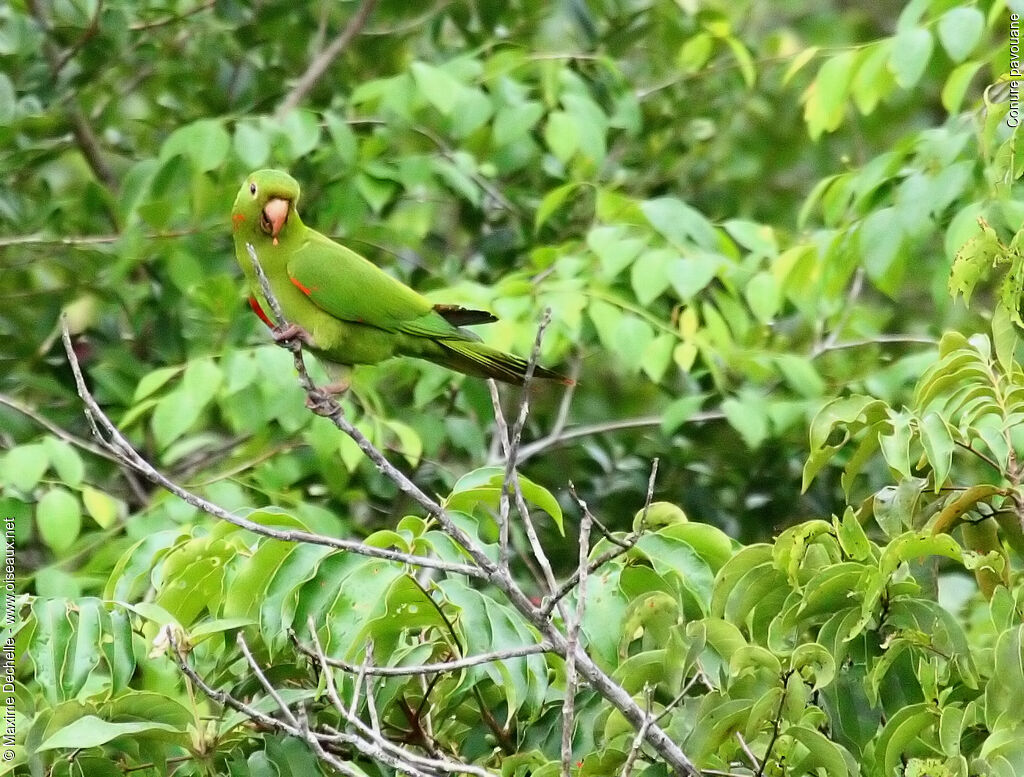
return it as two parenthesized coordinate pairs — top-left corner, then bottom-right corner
(290, 276), (317, 296)
(248, 296), (274, 328)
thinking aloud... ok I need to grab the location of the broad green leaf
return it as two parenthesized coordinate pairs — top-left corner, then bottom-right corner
(789, 724), (850, 777)
(937, 8), (984, 63)
(745, 270), (780, 322)
(667, 253), (721, 299)
(4, 444), (49, 492)
(280, 109), (322, 159)
(535, 182), (580, 230)
(37, 716), (182, 751)
(919, 411), (954, 490)
(942, 60), (983, 114)
(159, 118), (230, 172)
(631, 248), (675, 305)
(37, 487), (82, 554)
(874, 704), (935, 777)
(543, 111), (579, 162)
(81, 486), (120, 528)
(411, 61), (468, 115)
(804, 50), (858, 138)
(888, 28), (933, 89)
(860, 207), (903, 288)
(42, 438), (83, 488)
(641, 197), (718, 250)
(722, 395), (769, 449)
(233, 121), (270, 168)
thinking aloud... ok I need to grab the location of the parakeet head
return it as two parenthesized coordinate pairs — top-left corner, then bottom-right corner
(232, 169), (302, 246)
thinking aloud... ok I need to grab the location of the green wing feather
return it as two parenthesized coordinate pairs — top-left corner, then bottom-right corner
(287, 230), (472, 340)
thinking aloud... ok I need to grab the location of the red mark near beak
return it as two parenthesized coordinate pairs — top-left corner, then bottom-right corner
(232, 213), (245, 231)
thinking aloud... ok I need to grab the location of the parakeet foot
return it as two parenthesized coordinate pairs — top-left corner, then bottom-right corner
(306, 389), (347, 416)
(272, 322), (315, 348)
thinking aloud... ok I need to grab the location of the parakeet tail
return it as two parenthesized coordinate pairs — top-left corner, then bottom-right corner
(431, 340), (573, 386)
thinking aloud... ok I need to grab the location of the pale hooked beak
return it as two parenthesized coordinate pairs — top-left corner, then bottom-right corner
(262, 197), (290, 244)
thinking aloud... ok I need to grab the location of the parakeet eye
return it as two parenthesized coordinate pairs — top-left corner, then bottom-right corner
(249, 182), (257, 197)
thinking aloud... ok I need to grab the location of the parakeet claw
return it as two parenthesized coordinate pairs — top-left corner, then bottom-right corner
(304, 389), (338, 416)
(272, 322), (315, 348)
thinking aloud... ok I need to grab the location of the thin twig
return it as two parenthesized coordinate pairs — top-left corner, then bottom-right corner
(238, 633), (300, 729)
(25, 0), (117, 189)
(239, 244), (701, 775)
(277, 0), (380, 116)
(546, 460), (658, 617)
(294, 639), (552, 676)
(561, 485), (593, 777)
(488, 379), (513, 569)
(515, 412), (724, 464)
(621, 685), (654, 777)
(60, 322), (480, 577)
(306, 625), (497, 777)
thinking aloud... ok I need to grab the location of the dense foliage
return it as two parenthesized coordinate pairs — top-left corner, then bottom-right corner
(2, 0), (1023, 775)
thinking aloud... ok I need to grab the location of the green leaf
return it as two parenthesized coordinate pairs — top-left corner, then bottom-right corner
(543, 111), (579, 162)
(613, 316), (654, 373)
(82, 486), (120, 529)
(587, 226), (647, 279)
(37, 487), (82, 553)
(745, 270), (780, 323)
(42, 438), (84, 488)
(942, 61), (982, 113)
(724, 219), (777, 256)
(804, 50), (858, 138)
(937, 7), (984, 63)
(233, 121), (270, 168)
(37, 716), (182, 751)
(3, 443), (49, 492)
(445, 467), (564, 534)
(860, 207), (903, 288)
(775, 354), (825, 398)
(722, 395), (769, 449)
(667, 254), (721, 299)
(888, 28), (933, 89)
(411, 61), (468, 115)
(160, 118), (231, 172)
(280, 109), (322, 159)
(630, 248), (675, 305)
(641, 197), (718, 249)
(919, 411), (954, 490)
(873, 704), (935, 777)
(535, 182), (580, 230)
(789, 724), (850, 777)
(493, 101), (545, 145)
(132, 366), (180, 403)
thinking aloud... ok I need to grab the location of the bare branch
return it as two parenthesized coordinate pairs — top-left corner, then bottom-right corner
(240, 244), (701, 774)
(305, 624), (498, 777)
(561, 487), (592, 777)
(621, 685), (654, 777)
(488, 379), (513, 569)
(238, 633), (300, 729)
(515, 411), (724, 464)
(60, 322), (480, 577)
(25, 0), (118, 190)
(295, 638), (552, 676)
(545, 460), (658, 617)
(277, 0), (380, 116)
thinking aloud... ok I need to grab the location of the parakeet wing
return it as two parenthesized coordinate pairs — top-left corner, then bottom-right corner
(288, 231), (469, 339)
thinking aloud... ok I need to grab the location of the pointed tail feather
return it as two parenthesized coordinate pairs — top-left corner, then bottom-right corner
(431, 340), (573, 386)
(433, 304), (499, 327)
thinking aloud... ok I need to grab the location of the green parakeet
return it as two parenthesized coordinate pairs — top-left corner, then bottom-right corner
(231, 169), (569, 387)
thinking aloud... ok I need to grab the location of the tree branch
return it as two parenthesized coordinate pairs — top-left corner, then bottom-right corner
(277, 0), (380, 116)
